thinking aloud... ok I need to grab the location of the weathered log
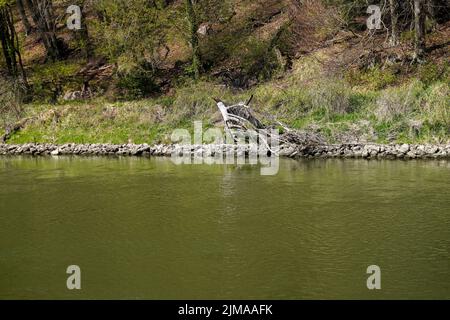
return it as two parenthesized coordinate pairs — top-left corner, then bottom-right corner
(214, 97), (326, 151)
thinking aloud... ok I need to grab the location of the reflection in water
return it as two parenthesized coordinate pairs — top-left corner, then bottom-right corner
(0, 156), (449, 299)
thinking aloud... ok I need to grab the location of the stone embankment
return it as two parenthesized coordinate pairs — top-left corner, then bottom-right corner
(0, 143), (449, 159)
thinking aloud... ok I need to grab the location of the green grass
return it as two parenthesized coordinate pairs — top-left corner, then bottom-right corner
(4, 55), (450, 145)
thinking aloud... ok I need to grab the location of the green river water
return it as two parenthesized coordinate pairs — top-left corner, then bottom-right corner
(0, 156), (449, 299)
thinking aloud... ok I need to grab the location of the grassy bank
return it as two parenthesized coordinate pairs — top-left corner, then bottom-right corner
(1, 0), (448, 146)
(6, 55), (449, 146)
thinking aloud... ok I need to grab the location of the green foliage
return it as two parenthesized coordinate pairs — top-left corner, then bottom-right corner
(4, 0), (450, 145)
(8, 100), (172, 144)
(30, 61), (81, 102)
(0, 77), (25, 127)
(400, 30), (415, 43)
(371, 80), (449, 143)
(417, 62), (450, 86)
(93, 0), (166, 60)
(422, 82), (450, 127)
(374, 80), (424, 122)
(346, 66), (397, 90)
(0, 0), (13, 8)
(9, 74), (449, 145)
(307, 78), (353, 117)
(252, 75), (355, 123)
(238, 37), (280, 82)
(169, 80), (228, 124)
(91, 0), (167, 87)
(196, 0), (234, 22)
(32, 61), (79, 80)
(321, 0), (370, 29)
(116, 68), (159, 100)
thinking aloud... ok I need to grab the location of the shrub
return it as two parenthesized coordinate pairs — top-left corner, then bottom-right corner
(417, 62), (450, 86)
(253, 85), (310, 119)
(346, 66), (396, 90)
(91, 0), (166, 67)
(116, 68), (159, 100)
(220, 36), (283, 88)
(169, 81), (230, 124)
(307, 78), (353, 116)
(31, 61), (80, 103)
(374, 81), (424, 122)
(0, 77), (26, 128)
(422, 82), (450, 127)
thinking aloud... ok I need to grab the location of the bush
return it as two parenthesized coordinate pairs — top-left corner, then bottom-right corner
(422, 82), (450, 127)
(346, 66), (397, 90)
(307, 78), (353, 116)
(116, 68), (159, 100)
(216, 36), (283, 88)
(417, 62), (450, 86)
(253, 86), (310, 120)
(31, 61), (80, 103)
(169, 81), (229, 124)
(0, 77), (26, 128)
(374, 81), (424, 122)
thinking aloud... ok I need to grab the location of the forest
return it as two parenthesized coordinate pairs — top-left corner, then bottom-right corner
(0, 0), (449, 145)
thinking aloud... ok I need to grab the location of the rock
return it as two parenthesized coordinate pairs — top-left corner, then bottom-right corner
(279, 146), (295, 157)
(427, 146), (439, 154)
(406, 151), (416, 159)
(131, 148), (142, 156)
(197, 23), (211, 36)
(0, 143), (449, 160)
(398, 144), (410, 154)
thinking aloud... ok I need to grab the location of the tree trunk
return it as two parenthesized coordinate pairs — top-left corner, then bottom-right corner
(24, 0), (63, 61)
(0, 21), (15, 75)
(6, 5), (28, 86)
(81, 1), (93, 60)
(185, 0), (201, 79)
(414, 0), (426, 61)
(16, 0), (32, 35)
(80, 20), (93, 60)
(0, 5), (28, 86)
(389, 0), (398, 46)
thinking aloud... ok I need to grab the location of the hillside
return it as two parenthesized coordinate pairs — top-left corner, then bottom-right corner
(1, 0), (449, 145)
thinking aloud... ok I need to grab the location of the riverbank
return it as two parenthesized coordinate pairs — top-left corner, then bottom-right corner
(1, 143), (449, 159)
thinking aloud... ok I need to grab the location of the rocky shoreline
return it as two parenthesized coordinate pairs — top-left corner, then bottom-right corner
(1, 143), (449, 160)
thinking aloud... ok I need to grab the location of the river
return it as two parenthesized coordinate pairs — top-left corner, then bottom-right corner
(0, 156), (449, 299)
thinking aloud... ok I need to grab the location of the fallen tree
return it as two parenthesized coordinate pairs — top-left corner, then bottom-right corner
(214, 96), (326, 153)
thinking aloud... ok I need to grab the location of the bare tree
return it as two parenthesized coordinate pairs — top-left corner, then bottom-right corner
(185, 0), (201, 79)
(413, 0), (427, 61)
(16, 0), (32, 35)
(24, 0), (64, 61)
(389, 0), (399, 45)
(0, 4), (28, 86)
(72, 0), (93, 60)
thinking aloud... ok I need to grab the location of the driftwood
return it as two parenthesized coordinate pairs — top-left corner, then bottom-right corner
(214, 96), (325, 153)
(214, 96), (276, 152)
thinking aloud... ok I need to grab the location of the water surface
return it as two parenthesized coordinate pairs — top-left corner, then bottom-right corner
(0, 156), (449, 299)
